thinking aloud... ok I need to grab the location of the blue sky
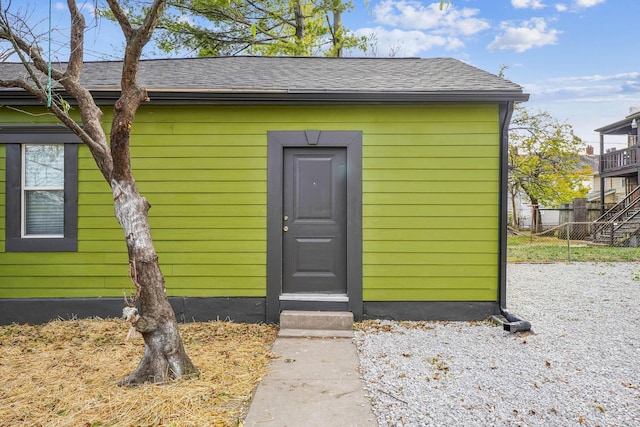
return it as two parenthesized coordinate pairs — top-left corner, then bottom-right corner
(340, 0), (639, 149)
(10, 1), (640, 149)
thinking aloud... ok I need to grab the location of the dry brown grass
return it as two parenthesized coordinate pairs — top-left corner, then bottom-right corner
(0, 318), (278, 427)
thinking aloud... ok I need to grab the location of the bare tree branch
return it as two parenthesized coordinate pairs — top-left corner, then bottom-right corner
(105, 0), (134, 38)
(103, 1), (168, 182)
(0, 2), (113, 179)
(64, 0), (85, 80)
(0, 15), (64, 81)
(138, 0), (168, 45)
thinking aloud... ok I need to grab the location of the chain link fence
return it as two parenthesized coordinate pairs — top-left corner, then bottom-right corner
(507, 221), (640, 263)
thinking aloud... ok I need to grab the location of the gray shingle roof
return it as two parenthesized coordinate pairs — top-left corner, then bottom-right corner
(0, 56), (528, 103)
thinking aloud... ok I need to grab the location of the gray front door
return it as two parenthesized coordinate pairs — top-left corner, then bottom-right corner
(266, 130), (362, 322)
(282, 148), (347, 295)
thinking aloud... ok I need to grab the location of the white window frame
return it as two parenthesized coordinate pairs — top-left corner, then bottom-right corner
(20, 144), (65, 238)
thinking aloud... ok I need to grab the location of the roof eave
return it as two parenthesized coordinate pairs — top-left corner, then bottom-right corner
(595, 111), (640, 135)
(0, 89), (530, 106)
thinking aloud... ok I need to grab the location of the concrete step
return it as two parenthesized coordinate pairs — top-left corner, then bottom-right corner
(279, 310), (354, 338)
(278, 329), (354, 338)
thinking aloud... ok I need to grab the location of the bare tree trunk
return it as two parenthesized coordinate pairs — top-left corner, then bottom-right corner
(510, 191), (519, 230)
(293, 0), (305, 41)
(112, 180), (196, 386)
(0, 0), (198, 386)
(530, 199), (543, 233)
(332, 8), (343, 57)
(535, 208), (543, 233)
(106, 0), (197, 385)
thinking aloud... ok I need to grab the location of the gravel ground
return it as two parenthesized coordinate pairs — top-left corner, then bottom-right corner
(354, 263), (640, 427)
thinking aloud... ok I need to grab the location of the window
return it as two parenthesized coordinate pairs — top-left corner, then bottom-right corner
(23, 144), (65, 237)
(4, 127), (79, 252)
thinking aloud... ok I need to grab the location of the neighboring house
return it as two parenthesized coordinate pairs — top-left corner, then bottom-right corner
(0, 57), (528, 324)
(591, 108), (640, 246)
(595, 107), (640, 209)
(509, 149), (626, 230)
(584, 153), (626, 209)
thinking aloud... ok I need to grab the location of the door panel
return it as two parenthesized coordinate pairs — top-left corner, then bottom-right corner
(283, 148), (347, 294)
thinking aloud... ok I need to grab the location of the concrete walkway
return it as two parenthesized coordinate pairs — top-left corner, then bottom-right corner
(243, 333), (378, 427)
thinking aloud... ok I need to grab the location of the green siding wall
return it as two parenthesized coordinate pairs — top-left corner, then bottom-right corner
(360, 106), (500, 301)
(0, 104), (500, 302)
(0, 144), (5, 252)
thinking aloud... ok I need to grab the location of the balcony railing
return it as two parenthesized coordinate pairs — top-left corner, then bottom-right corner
(601, 145), (638, 173)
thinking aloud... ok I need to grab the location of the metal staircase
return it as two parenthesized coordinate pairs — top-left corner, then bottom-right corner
(593, 187), (640, 246)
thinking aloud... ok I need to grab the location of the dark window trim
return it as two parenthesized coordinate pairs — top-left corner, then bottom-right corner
(0, 125), (83, 143)
(4, 127), (79, 252)
(266, 130), (363, 323)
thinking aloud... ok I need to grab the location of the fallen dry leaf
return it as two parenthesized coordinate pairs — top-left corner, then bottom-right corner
(0, 318), (277, 427)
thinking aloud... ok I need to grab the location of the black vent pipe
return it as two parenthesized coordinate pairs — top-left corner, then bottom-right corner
(500, 308), (531, 333)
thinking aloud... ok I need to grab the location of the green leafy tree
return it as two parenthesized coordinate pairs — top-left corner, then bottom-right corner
(508, 105), (592, 231)
(106, 0), (451, 57)
(111, 0), (367, 57)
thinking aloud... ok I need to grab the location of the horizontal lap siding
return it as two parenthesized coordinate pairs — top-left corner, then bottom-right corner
(361, 104), (500, 301)
(0, 104), (499, 302)
(0, 145), (4, 249)
(0, 110), (101, 297)
(0, 106), (265, 298)
(127, 104), (498, 300)
(78, 108), (269, 298)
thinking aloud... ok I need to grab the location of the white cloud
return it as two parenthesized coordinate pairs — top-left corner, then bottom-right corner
(373, 0), (489, 35)
(455, 8), (492, 36)
(54, 2), (96, 17)
(177, 15), (195, 25)
(355, 27), (463, 56)
(555, 0), (605, 12)
(352, 0), (491, 55)
(488, 17), (560, 52)
(529, 84), (619, 97)
(511, 0), (545, 9)
(575, 0), (605, 7)
(548, 72), (640, 83)
(522, 78), (638, 144)
(373, 0), (439, 28)
(523, 71), (640, 108)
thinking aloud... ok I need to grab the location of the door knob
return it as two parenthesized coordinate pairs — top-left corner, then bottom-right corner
(283, 226), (289, 232)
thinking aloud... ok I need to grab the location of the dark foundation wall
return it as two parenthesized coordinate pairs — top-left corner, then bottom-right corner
(0, 297), (498, 325)
(363, 301), (500, 321)
(0, 297), (266, 325)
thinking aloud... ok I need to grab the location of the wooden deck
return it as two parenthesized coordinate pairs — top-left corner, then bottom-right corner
(601, 145), (639, 174)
